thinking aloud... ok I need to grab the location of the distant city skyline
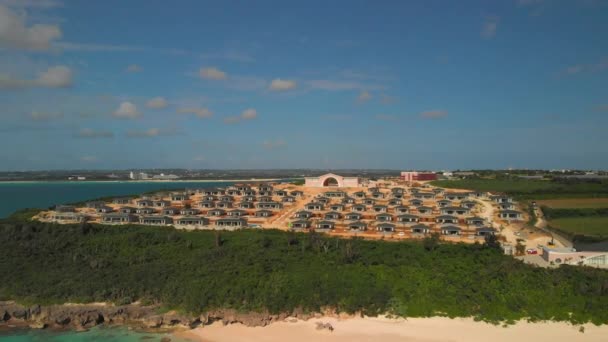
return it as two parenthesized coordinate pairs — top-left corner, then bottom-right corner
(1, 0), (607, 171)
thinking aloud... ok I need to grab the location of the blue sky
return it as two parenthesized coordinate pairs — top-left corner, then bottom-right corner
(0, 0), (607, 171)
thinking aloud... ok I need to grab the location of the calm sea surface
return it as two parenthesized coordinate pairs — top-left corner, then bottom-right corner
(0, 181), (235, 218)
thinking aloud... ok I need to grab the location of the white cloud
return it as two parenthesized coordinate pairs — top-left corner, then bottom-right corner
(126, 127), (177, 138)
(36, 65), (72, 87)
(0, 0), (63, 9)
(0, 3), (62, 50)
(76, 128), (114, 138)
(177, 107), (213, 118)
(0, 65), (72, 89)
(29, 110), (62, 121)
(54, 42), (144, 52)
(112, 101), (141, 119)
(420, 110), (448, 119)
(146, 96), (168, 109)
(199, 67), (227, 80)
(269, 78), (297, 91)
(223, 108), (257, 124)
(193, 155), (206, 162)
(357, 90), (372, 103)
(561, 58), (608, 76)
(125, 64), (142, 73)
(262, 139), (287, 149)
(241, 108), (257, 120)
(481, 16), (499, 39)
(307, 79), (384, 91)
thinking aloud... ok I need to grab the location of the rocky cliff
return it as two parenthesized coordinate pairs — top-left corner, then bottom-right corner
(0, 301), (315, 332)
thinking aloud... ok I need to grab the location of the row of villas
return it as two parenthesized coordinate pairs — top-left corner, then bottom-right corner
(287, 187), (494, 236)
(98, 213), (248, 227)
(289, 219), (496, 237)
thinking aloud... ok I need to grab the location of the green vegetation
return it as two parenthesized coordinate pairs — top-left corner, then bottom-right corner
(548, 217), (608, 238)
(542, 207), (608, 220)
(542, 207), (608, 240)
(0, 219), (607, 325)
(430, 178), (608, 200)
(290, 179), (305, 186)
(537, 198), (608, 209)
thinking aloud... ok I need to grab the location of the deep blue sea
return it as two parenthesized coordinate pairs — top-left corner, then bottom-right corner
(0, 181), (235, 218)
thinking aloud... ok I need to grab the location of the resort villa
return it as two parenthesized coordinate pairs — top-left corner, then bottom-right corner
(41, 172), (531, 245)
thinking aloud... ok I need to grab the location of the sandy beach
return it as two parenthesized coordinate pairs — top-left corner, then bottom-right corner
(176, 316), (608, 342)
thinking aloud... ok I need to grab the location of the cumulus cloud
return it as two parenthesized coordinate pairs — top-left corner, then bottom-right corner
(357, 90), (372, 103)
(126, 127), (177, 138)
(223, 108), (258, 124)
(76, 128), (114, 138)
(241, 108), (257, 120)
(269, 78), (297, 91)
(177, 107), (213, 118)
(146, 96), (168, 109)
(481, 16), (499, 39)
(262, 139), (287, 149)
(0, 4), (62, 50)
(112, 101), (141, 119)
(199, 67), (227, 80)
(0, 65), (73, 89)
(37, 65), (72, 87)
(420, 110), (448, 119)
(125, 64), (142, 73)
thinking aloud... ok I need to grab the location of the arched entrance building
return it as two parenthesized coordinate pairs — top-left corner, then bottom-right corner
(304, 173), (360, 188)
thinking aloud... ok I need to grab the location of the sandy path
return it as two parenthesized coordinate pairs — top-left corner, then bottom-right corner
(175, 316), (607, 342)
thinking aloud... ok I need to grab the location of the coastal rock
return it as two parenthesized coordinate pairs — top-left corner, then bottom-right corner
(315, 322), (334, 332)
(11, 309), (28, 320)
(29, 305), (41, 317)
(143, 315), (163, 328)
(28, 322), (47, 329)
(54, 315), (71, 326)
(1, 310), (10, 322)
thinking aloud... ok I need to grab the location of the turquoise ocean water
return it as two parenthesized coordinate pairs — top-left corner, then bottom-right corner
(0, 180), (237, 340)
(0, 326), (190, 341)
(0, 181), (235, 218)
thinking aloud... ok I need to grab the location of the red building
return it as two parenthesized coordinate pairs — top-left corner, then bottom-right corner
(401, 171), (437, 182)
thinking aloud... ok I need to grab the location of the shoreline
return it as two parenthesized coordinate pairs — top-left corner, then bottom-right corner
(0, 178), (285, 184)
(175, 316), (608, 342)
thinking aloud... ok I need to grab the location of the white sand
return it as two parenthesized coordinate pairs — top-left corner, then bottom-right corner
(176, 316), (608, 342)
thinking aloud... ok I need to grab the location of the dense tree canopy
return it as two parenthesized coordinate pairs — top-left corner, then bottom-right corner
(1, 218), (607, 325)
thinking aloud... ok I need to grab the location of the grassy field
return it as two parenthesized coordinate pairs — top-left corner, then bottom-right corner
(549, 217), (608, 237)
(430, 179), (608, 200)
(537, 198), (608, 208)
